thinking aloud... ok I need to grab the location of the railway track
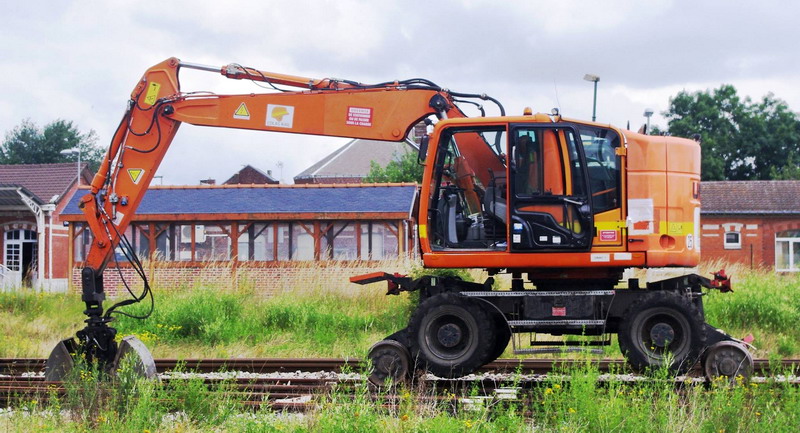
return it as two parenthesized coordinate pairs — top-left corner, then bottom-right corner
(1, 358), (797, 411)
(1, 357), (797, 376)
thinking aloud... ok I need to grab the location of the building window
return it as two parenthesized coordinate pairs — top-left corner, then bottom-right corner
(724, 231), (741, 250)
(74, 219), (406, 265)
(176, 224), (194, 261)
(291, 223), (315, 261)
(195, 224), (232, 261)
(73, 224), (92, 263)
(359, 221), (399, 260)
(776, 230), (800, 272)
(238, 223), (275, 261)
(329, 222), (358, 260)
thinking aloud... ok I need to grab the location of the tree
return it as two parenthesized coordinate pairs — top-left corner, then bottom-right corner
(1, 119), (104, 171)
(663, 85), (800, 180)
(364, 150), (424, 183)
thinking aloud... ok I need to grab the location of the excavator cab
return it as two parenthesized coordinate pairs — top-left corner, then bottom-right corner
(426, 122), (596, 253)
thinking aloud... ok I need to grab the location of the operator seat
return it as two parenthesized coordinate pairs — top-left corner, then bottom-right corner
(484, 171), (507, 225)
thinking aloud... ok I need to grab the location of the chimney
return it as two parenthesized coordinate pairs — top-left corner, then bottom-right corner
(267, 170), (272, 176)
(200, 178), (216, 185)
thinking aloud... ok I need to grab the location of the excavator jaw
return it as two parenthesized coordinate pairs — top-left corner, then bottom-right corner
(45, 334), (156, 382)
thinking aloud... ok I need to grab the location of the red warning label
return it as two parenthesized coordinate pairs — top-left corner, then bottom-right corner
(552, 306), (566, 317)
(346, 106), (373, 127)
(599, 230), (618, 242)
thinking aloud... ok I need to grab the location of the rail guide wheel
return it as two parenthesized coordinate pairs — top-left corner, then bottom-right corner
(45, 335), (157, 382)
(367, 339), (411, 386)
(702, 340), (754, 382)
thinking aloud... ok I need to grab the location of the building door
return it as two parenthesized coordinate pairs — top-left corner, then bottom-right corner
(4, 229), (37, 286)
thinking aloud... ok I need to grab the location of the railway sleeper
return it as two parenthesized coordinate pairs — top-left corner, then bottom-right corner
(358, 271), (752, 384)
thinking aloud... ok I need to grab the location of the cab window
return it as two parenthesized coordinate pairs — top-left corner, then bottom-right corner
(578, 126), (621, 213)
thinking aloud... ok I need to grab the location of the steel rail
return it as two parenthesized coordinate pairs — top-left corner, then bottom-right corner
(1, 357), (798, 375)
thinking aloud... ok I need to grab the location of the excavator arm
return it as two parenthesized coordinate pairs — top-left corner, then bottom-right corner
(83, 57), (473, 275)
(55, 57), (500, 379)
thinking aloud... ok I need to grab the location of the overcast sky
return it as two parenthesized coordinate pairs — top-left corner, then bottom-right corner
(2, 0), (798, 184)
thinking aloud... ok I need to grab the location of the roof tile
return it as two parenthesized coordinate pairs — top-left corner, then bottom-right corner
(0, 163), (90, 203)
(701, 180), (800, 214)
(61, 184), (417, 216)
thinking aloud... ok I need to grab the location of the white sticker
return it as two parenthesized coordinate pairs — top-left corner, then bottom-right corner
(686, 234), (694, 250)
(552, 236), (562, 244)
(266, 104), (295, 128)
(590, 253), (610, 262)
(614, 253), (632, 261)
(538, 236), (548, 242)
(346, 106), (373, 127)
(628, 198), (654, 235)
(112, 211), (125, 226)
(513, 234), (521, 243)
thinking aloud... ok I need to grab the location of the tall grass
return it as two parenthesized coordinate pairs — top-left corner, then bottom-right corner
(2, 361), (798, 432)
(700, 260), (800, 358)
(0, 259), (798, 359)
(111, 284), (411, 358)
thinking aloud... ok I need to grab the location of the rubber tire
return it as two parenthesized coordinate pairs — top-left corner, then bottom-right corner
(488, 311), (511, 362)
(408, 292), (496, 378)
(618, 291), (706, 374)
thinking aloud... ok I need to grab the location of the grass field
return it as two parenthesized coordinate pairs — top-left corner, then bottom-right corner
(1, 261), (799, 360)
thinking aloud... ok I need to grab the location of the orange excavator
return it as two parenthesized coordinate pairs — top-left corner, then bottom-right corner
(46, 57), (752, 382)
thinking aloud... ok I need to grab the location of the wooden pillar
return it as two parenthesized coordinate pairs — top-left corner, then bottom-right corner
(313, 221), (321, 261)
(67, 223), (74, 291)
(398, 220), (405, 256)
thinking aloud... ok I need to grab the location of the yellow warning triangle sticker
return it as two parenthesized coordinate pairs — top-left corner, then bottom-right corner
(234, 102), (250, 119)
(128, 168), (144, 184)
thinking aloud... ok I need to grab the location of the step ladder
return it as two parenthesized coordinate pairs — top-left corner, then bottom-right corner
(509, 320), (611, 355)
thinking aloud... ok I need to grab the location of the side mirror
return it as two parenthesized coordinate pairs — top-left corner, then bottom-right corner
(417, 135), (429, 164)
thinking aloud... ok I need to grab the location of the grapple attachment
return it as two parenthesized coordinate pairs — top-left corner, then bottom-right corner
(44, 335), (156, 381)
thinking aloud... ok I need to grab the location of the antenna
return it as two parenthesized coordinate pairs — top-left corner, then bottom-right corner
(553, 79), (562, 113)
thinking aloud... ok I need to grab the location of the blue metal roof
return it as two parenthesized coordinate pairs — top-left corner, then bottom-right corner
(61, 185), (417, 217)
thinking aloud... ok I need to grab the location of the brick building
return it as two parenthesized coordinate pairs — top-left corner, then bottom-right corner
(700, 180), (800, 271)
(0, 163), (91, 289)
(61, 183), (418, 294)
(224, 165), (279, 185)
(294, 139), (418, 184)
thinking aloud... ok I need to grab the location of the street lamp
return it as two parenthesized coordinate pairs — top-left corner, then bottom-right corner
(643, 108), (654, 135)
(583, 74), (600, 122)
(60, 147), (81, 186)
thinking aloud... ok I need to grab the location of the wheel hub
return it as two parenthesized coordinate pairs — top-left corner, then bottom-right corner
(717, 357), (739, 377)
(437, 323), (463, 348)
(650, 323), (675, 347)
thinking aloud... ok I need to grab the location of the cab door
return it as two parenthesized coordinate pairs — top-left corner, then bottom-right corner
(508, 125), (593, 251)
